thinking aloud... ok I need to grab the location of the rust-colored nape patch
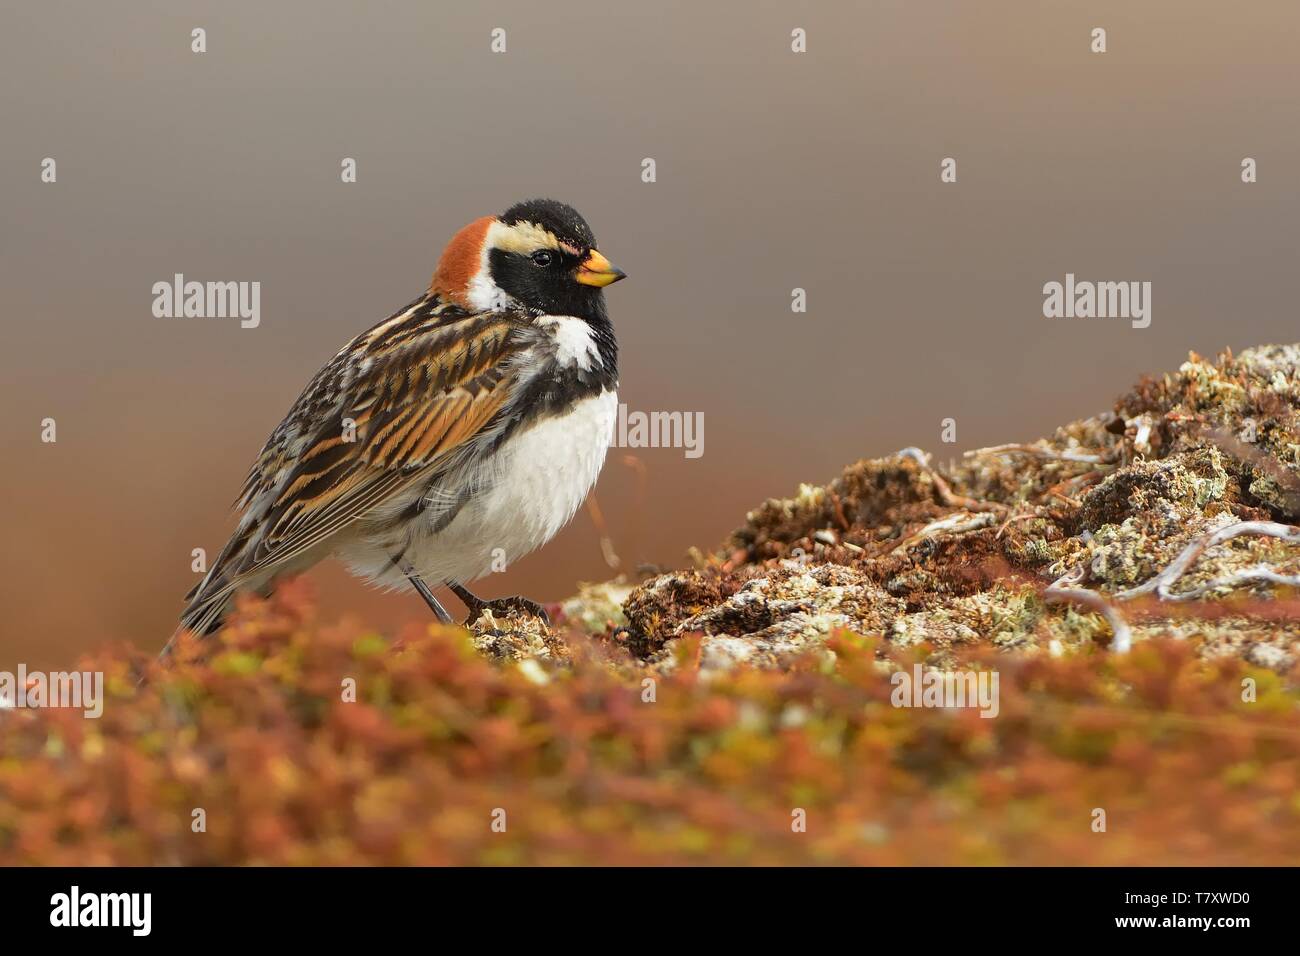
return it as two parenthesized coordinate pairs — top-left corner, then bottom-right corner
(430, 215), (494, 306)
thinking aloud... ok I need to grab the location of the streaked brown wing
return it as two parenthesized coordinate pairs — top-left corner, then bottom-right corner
(187, 302), (530, 612)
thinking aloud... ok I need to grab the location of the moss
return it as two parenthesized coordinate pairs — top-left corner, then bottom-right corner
(622, 344), (1300, 671)
(8, 597), (1294, 865)
(560, 579), (634, 633)
(467, 608), (570, 664)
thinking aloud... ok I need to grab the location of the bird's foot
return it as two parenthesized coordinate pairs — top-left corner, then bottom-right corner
(445, 581), (550, 627)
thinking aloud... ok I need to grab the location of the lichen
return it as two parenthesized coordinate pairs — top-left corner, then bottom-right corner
(467, 608), (569, 664)
(617, 345), (1300, 674)
(560, 579), (634, 633)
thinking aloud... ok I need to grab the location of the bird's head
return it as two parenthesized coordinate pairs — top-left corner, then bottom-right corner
(431, 199), (626, 319)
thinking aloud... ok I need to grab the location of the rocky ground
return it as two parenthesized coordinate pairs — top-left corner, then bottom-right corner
(479, 345), (1300, 677)
(5, 345), (1298, 866)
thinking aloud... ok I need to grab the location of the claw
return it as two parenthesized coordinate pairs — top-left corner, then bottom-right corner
(446, 581), (549, 627)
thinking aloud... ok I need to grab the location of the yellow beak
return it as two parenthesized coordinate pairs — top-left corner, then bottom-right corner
(574, 249), (627, 287)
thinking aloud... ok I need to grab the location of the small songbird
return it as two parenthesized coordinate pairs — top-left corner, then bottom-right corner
(172, 199), (626, 648)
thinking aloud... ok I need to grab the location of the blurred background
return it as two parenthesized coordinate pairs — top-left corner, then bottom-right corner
(2, 1), (1297, 665)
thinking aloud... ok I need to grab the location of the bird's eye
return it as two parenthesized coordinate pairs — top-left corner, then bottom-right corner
(530, 250), (555, 267)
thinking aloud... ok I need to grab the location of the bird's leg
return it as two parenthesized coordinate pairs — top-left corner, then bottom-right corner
(445, 580), (551, 627)
(407, 573), (453, 624)
(386, 552), (452, 624)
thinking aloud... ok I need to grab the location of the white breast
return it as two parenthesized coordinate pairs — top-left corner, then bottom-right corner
(362, 389), (618, 586)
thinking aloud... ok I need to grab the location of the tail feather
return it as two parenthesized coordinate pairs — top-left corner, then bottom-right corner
(162, 590), (233, 659)
(168, 554), (284, 658)
(167, 521), (257, 657)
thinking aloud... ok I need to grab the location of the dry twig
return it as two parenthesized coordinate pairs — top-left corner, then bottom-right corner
(1044, 566), (1134, 654)
(1045, 520), (1300, 654)
(966, 442), (1110, 465)
(1115, 520), (1300, 601)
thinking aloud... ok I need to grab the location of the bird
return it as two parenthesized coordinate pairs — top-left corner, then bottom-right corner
(170, 198), (626, 652)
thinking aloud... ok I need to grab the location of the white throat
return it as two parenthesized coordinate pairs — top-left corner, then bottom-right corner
(464, 270), (515, 313)
(536, 315), (601, 370)
(464, 220), (519, 312)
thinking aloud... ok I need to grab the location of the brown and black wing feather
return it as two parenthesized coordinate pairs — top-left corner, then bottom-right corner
(175, 294), (534, 641)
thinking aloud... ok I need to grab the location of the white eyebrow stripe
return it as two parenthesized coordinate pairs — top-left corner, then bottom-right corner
(489, 219), (560, 255)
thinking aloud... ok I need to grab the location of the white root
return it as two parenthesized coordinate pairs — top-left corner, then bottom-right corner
(1044, 566), (1134, 654)
(1115, 521), (1300, 601)
(965, 443), (1107, 465)
(1150, 566), (1300, 602)
(891, 512), (997, 555)
(1046, 520), (1300, 653)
